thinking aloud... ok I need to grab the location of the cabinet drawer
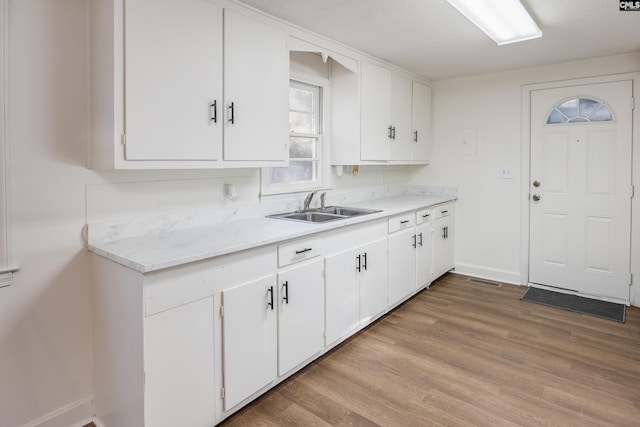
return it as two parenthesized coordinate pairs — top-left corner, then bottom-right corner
(416, 208), (433, 225)
(433, 204), (453, 219)
(278, 236), (322, 267)
(388, 213), (415, 233)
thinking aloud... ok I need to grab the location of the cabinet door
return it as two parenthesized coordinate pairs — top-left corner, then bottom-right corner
(223, 10), (289, 161)
(325, 247), (360, 345)
(278, 259), (325, 376)
(412, 82), (431, 161)
(416, 222), (433, 289)
(124, 0), (222, 161)
(360, 62), (391, 160)
(359, 238), (388, 324)
(144, 297), (215, 427)
(388, 227), (417, 306)
(390, 74), (413, 161)
(433, 215), (455, 280)
(221, 276), (277, 410)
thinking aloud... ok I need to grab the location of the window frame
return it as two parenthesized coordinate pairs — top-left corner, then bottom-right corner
(0, 0), (16, 286)
(545, 95), (615, 125)
(260, 72), (330, 196)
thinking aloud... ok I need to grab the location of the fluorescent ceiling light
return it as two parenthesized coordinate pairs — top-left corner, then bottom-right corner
(446, 0), (542, 45)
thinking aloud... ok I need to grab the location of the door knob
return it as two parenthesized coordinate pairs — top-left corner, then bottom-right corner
(533, 180), (541, 187)
(532, 194), (541, 201)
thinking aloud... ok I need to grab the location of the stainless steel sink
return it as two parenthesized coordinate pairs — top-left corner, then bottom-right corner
(317, 206), (381, 217)
(275, 212), (345, 223)
(267, 206), (381, 223)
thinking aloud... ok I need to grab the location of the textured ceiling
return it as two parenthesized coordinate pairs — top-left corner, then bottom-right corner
(237, 0), (640, 80)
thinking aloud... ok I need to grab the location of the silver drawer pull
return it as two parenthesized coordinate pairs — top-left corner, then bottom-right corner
(295, 248), (312, 255)
(400, 220), (410, 224)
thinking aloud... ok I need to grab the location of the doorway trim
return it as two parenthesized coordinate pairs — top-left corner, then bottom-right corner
(520, 73), (640, 306)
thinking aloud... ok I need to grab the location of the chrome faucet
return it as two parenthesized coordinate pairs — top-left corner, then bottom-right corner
(303, 190), (317, 211)
(320, 192), (326, 209)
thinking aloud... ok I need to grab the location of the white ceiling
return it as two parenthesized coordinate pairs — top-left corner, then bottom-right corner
(237, 0), (640, 80)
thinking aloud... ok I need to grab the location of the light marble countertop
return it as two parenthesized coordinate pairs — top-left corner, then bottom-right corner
(87, 186), (457, 274)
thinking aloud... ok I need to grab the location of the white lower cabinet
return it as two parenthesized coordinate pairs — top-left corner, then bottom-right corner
(388, 226), (417, 306)
(388, 213), (418, 307)
(432, 203), (455, 280)
(92, 202), (454, 427)
(277, 258), (325, 376)
(92, 253), (222, 427)
(324, 247), (360, 345)
(415, 209), (434, 289)
(145, 297), (216, 427)
(388, 208), (436, 307)
(221, 275), (277, 411)
(324, 221), (388, 346)
(359, 238), (389, 324)
(220, 243), (324, 410)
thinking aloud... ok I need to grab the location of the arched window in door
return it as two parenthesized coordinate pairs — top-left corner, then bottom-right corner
(546, 96), (613, 124)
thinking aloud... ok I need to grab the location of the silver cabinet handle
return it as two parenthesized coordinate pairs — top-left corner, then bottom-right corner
(532, 194), (541, 202)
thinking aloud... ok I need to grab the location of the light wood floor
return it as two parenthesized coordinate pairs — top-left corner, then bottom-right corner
(220, 273), (640, 427)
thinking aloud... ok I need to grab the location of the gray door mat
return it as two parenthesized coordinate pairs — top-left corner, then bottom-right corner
(521, 287), (625, 323)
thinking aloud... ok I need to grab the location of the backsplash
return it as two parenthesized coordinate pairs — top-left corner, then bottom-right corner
(87, 184), (456, 243)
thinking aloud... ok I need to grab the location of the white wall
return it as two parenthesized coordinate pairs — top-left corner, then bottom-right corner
(0, 2), (413, 426)
(3, 1), (638, 425)
(412, 53), (640, 302)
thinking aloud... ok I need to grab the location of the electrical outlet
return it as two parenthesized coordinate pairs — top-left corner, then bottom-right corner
(225, 184), (238, 200)
(499, 167), (513, 179)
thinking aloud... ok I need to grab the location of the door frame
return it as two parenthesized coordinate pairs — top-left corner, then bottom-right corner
(520, 73), (640, 305)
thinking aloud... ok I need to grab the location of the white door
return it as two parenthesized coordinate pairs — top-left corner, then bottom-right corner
(529, 81), (633, 301)
(277, 259), (324, 376)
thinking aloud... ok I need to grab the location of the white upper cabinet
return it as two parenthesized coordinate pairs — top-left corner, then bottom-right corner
(360, 62), (392, 161)
(361, 62), (414, 161)
(89, 0), (288, 169)
(333, 60), (431, 165)
(389, 74), (413, 161)
(124, 0), (222, 161)
(411, 82), (432, 162)
(223, 10), (289, 162)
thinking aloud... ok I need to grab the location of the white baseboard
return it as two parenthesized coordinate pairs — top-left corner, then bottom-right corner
(452, 263), (522, 285)
(19, 397), (93, 427)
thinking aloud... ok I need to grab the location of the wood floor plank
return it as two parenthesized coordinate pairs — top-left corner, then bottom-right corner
(220, 274), (640, 426)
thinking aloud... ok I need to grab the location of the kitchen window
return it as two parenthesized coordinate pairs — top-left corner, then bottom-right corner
(261, 78), (326, 195)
